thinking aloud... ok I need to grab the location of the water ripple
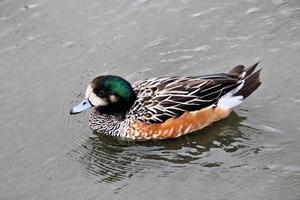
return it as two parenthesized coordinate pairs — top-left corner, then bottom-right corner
(68, 112), (262, 183)
(143, 36), (168, 49)
(158, 45), (209, 56)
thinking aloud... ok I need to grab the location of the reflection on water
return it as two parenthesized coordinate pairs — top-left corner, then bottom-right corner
(69, 112), (260, 183)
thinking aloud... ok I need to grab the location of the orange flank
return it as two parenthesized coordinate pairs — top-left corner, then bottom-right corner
(128, 106), (232, 140)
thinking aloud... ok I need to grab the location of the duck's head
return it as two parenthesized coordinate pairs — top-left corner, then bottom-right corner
(70, 75), (136, 115)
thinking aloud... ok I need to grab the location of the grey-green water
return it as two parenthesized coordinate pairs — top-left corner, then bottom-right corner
(1, 0), (300, 199)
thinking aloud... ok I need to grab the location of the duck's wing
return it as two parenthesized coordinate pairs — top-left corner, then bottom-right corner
(129, 75), (238, 124)
(129, 63), (261, 124)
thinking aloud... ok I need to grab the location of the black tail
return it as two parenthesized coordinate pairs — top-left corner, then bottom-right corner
(229, 62), (262, 99)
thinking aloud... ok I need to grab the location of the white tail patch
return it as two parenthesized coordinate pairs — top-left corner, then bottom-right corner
(217, 80), (244, 109)
(217, 95), (243, 109)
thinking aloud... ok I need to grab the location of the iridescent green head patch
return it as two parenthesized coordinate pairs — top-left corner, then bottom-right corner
(104, 77), (132, 100)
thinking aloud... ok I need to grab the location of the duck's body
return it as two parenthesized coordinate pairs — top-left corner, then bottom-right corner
(70, 63), (261, 140)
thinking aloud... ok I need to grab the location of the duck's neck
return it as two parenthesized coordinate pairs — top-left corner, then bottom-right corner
(89, 108), (129, 137)
(96, 106), (127, 120)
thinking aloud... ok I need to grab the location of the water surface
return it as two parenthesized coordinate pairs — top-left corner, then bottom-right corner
(1, 0), (300, 199)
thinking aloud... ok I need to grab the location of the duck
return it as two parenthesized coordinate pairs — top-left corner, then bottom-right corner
(70, 63), (261, 140)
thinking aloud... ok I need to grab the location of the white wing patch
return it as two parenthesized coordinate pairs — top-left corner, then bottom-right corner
(217, 95), (243, 109)
(217, 80), (244, 109)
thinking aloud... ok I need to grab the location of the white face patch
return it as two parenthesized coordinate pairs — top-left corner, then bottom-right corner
(85, 84), (93, 99)
(85, 84), (108, 107)
(109, 95), (119, 103)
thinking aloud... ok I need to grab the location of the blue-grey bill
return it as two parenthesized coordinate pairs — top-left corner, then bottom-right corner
(70, 99), (92, 115)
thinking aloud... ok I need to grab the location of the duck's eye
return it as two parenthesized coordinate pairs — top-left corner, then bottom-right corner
(95, 90), (105, 96)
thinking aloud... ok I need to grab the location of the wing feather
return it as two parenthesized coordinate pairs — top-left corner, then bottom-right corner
(129, 75), (240, 124)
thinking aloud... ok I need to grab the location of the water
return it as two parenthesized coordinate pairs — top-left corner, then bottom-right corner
(1, 0), (300, 199)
